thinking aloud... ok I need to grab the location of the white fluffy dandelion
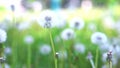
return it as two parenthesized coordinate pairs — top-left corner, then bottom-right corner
(0, 29), (7, 43)
(37, 10), (58, 28)
(4, 47), (11, 55)
(91, 32), (107, 45)
(74, 43), (85, 54)
(61, 28), (75, 40)
(39, 44), (51, 55)
(69, 17), (85, 30)
(24, 35), (34, 44)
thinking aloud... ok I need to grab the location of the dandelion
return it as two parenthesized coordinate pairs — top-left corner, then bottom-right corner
(0, 29), (7, 43)
(87, 52), (95, 68)
(69, 17), (85, 30)
(74, 43), (85, 54)
(24, 35), (34, 68)
(91, 32), (108, 45)
(61, 28), (75, 40)
(4, 47), (11, 55)
(37, 10), (58, 28)
(39, 44), (51, 55)
(24, 35), (34, 45)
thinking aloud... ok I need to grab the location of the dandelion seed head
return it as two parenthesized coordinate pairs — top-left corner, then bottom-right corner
(4, 47), (11, 55)
(69, 17), (85, 30)
(91, 32), (107, 45)
(61, 28), (75, 40)
(87, 52), (93, 60)
(40, 44), (51, 55)
(37, 10), (58, 28)
(74, 43), (85, 54)
(24, 35), (34, 44)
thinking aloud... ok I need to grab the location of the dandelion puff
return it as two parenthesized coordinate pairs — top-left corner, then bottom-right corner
(91, 32), (107, 45)
(86, 52), (95, 68)
(69, 17), (85, 30)
(39, 44), (51, 55)
(0, 29), (7, 43)
(61, 28), (75, 40)
(37, 10), (58, 28)
(4, 47), (11, 55)
(24, 35), (34, 45)
(87, 52), (93, 60)
(74, 43), (85, 54)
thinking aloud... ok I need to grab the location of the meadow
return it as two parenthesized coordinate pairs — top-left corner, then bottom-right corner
(0, 4), (120, 68)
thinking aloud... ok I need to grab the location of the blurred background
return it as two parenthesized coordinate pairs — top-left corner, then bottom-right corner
(0, 0), (120, 68)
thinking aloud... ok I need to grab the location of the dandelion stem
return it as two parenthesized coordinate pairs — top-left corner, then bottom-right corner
(90, 59), (95, 68)
(11, 8), (17, 68)
(95, 47), (99, 68)
(109, 61), (112, 68)
(49, 30), (57, 68)
(2, 64), (5, 68)
(27, 45), (31, 68)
